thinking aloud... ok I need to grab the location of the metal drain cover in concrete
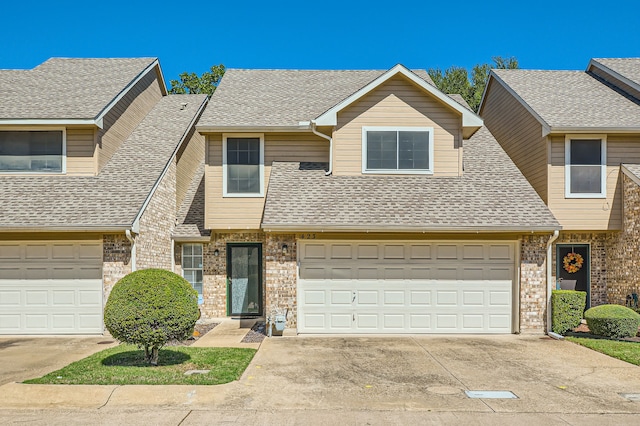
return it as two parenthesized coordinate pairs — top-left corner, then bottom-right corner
(619, 393), (640, 401)
(465, 390), (518, 399)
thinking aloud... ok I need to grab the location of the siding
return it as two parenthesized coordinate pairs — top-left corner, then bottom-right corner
(176, 127), (205, 210)
(546, 134), (640, 230)
(96, 70), (164, 172)
(333, 75), (462, 177)
(204, 133), (330, 230)
(66, 127), (96, 175)
(480, 78), (548, 202)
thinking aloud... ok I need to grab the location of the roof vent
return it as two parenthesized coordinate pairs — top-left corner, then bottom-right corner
(180, 102), (188, 110)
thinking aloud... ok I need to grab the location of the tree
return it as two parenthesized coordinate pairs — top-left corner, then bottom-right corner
(169, 64), (226, 96)
(104, 269), (199, 365)
(428, 56), (518, 112)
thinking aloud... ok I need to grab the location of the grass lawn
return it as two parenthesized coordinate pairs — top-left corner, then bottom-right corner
(24, 344), (256, 385)
(566, 337), (640, 366)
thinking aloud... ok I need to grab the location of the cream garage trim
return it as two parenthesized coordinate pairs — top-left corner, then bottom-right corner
(297, 241), (516, 334)
(0, 241), (103, 335)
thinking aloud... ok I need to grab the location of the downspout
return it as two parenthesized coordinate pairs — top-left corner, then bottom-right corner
(310, 120), (333, 176)
(125, 229), (137, 272)
(546, 230), (560, 334)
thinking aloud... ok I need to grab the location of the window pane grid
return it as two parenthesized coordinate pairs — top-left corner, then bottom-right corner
(568, 139), (604, 195)
(182, 244), (204, 302)
(366, 130), (429, 171)
(226, 137), (261, 194)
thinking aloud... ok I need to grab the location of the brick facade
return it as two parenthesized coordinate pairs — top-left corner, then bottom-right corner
(102, 233), (132, 304)
(606, 173), (640, 305)
(265, 234), (297, 327)
(519, 235), (549, 333)
(136, 160), (176, 270)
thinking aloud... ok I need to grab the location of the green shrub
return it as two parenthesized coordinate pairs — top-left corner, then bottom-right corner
(584, 304), (640, 339)
(104, 269), (199, 365)
(551, 290), (587, 335)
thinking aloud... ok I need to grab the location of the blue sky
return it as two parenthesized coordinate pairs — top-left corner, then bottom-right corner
(2, 0), (639, 85)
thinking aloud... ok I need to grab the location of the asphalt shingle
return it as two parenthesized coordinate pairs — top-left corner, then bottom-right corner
(492, 69), (640, 129)
(593, 58), (640, 88)
(0, 58), (157, 119)
(199, 68), (435, 128)
(262, 127), (560, 231)
(0, 94), (207, 229)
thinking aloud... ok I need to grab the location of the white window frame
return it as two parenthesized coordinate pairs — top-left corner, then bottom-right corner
(361, 126), (434, 174)
(222, 133), (265, 197)
(182, 243), (204, 304)
(564, 134), (607, 199)
(0, 127), (67, 174)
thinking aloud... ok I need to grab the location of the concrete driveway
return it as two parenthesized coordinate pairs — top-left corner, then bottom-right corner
(1, 334), (639, 424)
(0, 336), (116, 385)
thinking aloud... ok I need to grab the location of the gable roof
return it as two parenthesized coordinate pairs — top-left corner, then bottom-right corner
(262, 127), (560, 232)
(197, 65), (481, 132)
(0, 58), (164, 127)
(590, 58), (640, 88)
(483, 68), (640, 136)
(0, 94), (207, 232)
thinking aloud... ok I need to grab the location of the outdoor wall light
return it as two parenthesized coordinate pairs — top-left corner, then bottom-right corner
(213, 249), (220, 257)
(282, 244), (288, 255)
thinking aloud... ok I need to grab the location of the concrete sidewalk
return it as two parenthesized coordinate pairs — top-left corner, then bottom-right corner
(191, 318), (262, 349)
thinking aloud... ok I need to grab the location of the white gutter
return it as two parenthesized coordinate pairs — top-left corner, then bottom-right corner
(546, 230), (560, 334)
(196, 125), (310, 133)
(310, 120), (333, 176)
(262, 225), (562, 233)
(125, 229), (137, 272)
(0, 118), (101, 127)
(0, 225), (131, 232)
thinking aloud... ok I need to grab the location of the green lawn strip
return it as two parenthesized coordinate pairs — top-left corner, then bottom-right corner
(566, 337), (640, 366)
(24, 344), (256, 385)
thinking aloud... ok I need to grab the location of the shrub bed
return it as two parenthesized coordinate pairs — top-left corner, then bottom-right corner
(551, 290), (586, 335)
(584, 304), (640, 339)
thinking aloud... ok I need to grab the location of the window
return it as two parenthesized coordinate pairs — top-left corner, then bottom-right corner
(565, 135), (606, 198)
(0, 130), (65, 173)
(182, 244), (203, 304)
(362, 127), (433, 174)
(223, 134), (264, 197)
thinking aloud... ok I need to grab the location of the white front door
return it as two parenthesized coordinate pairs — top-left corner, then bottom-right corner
(0, 241), (103, 334)
(298, 241), (516, 334)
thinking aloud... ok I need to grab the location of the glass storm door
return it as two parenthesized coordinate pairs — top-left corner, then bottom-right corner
(227, 244), (262, 316)
(557, 244), (590, 308)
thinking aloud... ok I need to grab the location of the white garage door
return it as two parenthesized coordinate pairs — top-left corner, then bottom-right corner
(0, 241), (103, 334)
(298, 241), (516, 334)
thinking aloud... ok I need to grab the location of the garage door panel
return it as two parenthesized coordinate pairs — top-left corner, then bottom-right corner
(0, 241), (103, 335)
(298, 240), (515, 334)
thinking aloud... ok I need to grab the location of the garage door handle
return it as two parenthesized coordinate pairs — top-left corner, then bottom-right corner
(352, 292), (356, 303)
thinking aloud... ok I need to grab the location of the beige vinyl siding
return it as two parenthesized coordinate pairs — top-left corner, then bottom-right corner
(333, 75), (462, 177)
(480, 79), (548, 202)
(205, 133), (330, 230)
(546, 134), (640, 230)
(176, 127), (205, 210)
(65, 128), (96, 175)
(96, 70), (164, 172)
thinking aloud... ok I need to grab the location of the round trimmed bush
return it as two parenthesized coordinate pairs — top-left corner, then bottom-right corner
(584, 304), (640, 339)
(104, 269), (199, 365)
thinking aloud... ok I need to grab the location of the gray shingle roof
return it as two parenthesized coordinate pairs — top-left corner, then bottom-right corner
(262, 127), (559, 231)
(491, 69), (640, 129)
(0, 58), (157, 119)
(199, 68), (435, 128)
(0, 94), (207, 230)
(622, 164), (640, 182)
(593, 58), (640, 88)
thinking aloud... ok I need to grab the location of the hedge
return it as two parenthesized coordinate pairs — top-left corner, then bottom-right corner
(551, 290), (587, 335)
(584, 304), (640, 339)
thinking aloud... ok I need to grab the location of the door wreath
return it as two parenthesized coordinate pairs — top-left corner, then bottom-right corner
(563, 252), (584, 273)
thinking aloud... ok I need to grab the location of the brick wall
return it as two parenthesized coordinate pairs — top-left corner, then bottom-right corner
(102, 233), (132, 304)
(606, 173), (640, 304)
(265, 234), (297, 327)
(136, 160), (177, 270)
(519, 235), (548, 333)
